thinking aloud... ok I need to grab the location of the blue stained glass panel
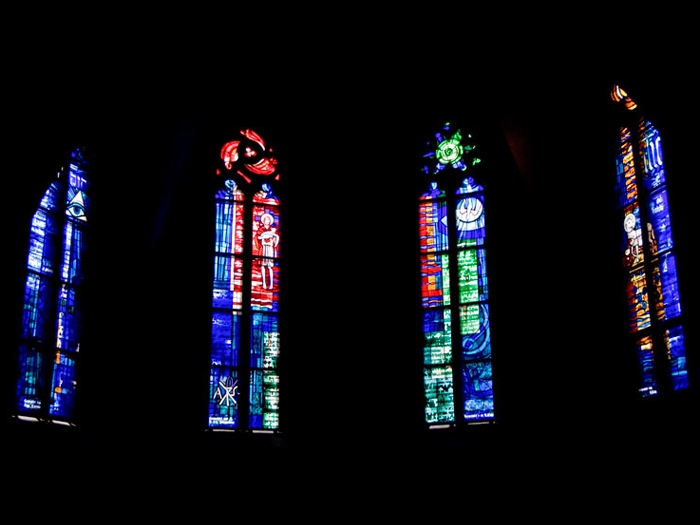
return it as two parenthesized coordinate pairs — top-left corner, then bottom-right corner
(28, 209), (58, 274)
(211, 311), (240, 367)
(68, 158), (89, 191)
(460, 304), (490, 360)
(55, 284), (80, 351)
(613, 92), (690, 397)
(22, 273), (49, 339)
(249, 371), (264, 428)
(15, 147), (90, 423)
(647, 189), (673, 255)
(16, 345), (44, 411)
(209, 368), (239, 428)
(61, 221), (84, 284)
(666, 326), (689, 391)
(423, 308), (452, 365)
(215, 182), (245, 255)
(249, 312), (279, 368)
(462, 361), (494, 421)
(455, 178), (485, 248)
(49, 351), (76, 418)
(640, 122), (666, 190)
(652, 252), (682, 321)
(39, 181), (61, 212)
(635, 336), (657, 397)
(212, 256), (243, 310)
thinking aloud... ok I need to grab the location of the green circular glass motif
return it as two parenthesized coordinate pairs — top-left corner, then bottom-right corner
(435, 137), (464, 165)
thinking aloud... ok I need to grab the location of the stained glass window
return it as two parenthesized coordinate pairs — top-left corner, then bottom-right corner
(15, 147), (91, 425)
(611, 85), (690, 397)
(208, 129), (282, 431)
(419, 122), (495, 427)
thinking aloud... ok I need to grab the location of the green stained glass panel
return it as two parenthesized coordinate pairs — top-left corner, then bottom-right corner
(423, 308), (452, 365)
(424, 365), (454, 424)
(457, 248), (487, 304)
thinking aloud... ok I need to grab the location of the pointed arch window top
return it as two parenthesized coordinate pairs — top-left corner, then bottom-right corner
(219, 129), (280, 184)
(456, 177), (483, 194)
(611, 84), (638, 111)
(423, 122), (481, 175)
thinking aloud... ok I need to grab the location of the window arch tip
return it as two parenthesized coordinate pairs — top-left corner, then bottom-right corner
(611, 84), (637, 110)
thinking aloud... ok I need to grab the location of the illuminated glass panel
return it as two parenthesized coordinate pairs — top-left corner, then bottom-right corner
(250, 193), (280, 312)
(616, 127), (638, 206)
(15, 147), (90, 423)
(424, 365), (454, 424)
(211, 310), (241, 367)
(639, 123), (666, 190)
(457, 248), (487, 303)
(666, 326), (689, 391)
(249, 312), (280, 429)
(635, 335), (657, 398)
(647, 189), (673, 255)
(622, 204), (644, 269)
(419, 122), (495, 426)
(455, 179), (485, 247)
(463, 361), (493, 420)
(420, 254), (451, 309)
(461, 304), (490, 360)
(250, 369), (280, 430)
(423, 308), (452, 365)
(49, 351), (77, 418)
(626, 269), (650, 332)
(612, 88), (689, 397)
(208, 129), (283, 431)
(16, 345), (43, 411)
(419, 183), (449, 253)
(651, 252), (681, 321)
(209, 368), (239, 427)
